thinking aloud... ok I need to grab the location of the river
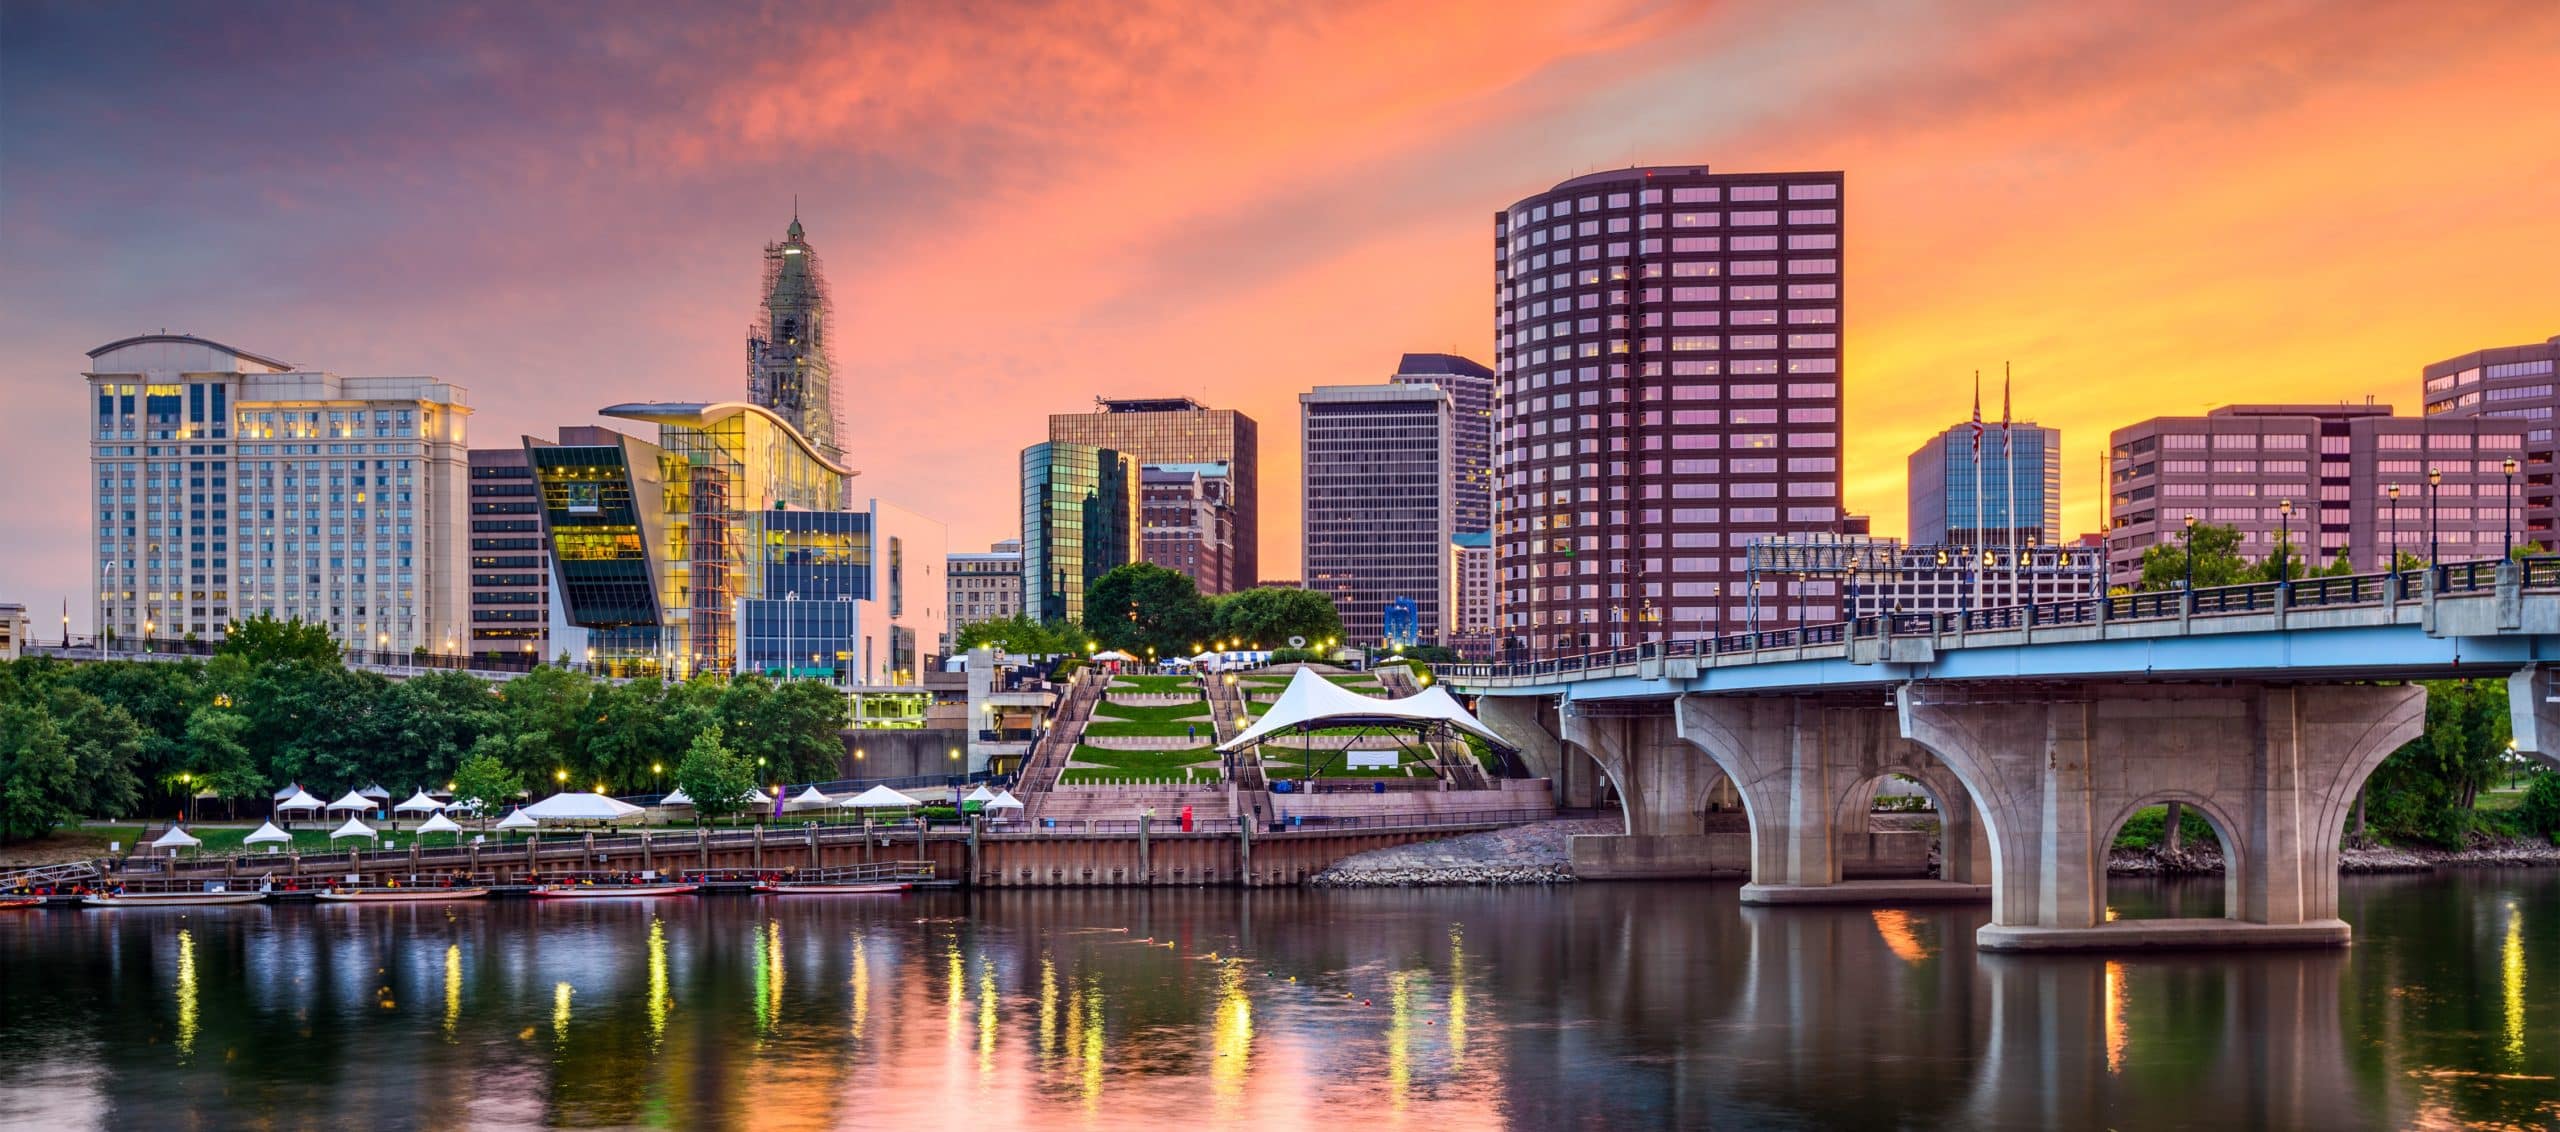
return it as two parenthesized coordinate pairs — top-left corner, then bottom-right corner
(2, 873), (2555, 1130)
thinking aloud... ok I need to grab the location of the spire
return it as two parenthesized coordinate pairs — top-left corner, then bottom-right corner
(787, 204), (804, 242)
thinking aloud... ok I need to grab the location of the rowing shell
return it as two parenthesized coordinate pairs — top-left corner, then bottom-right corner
(316, 887), (490, 903)
(529, 883), (699, 898)
(754, 882), (908, 895)
(84, 891), (267, 907)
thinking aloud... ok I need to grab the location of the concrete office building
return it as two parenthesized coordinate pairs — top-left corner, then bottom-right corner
(1494, 165), (1847, 657)
(2105, 404), (2528, 589)
(1747, 536), (2105, 619)
(1021, 442), (1139, 625)
(1048, 397), (1257, 590)
(527, 403), (943, 683)
(466, 447), (549, 660)
(2423, 332), (2560, 546)
(1390, 353), (1497, 536)
(1450, 531), (1497, 658)
(85, 334), (470, 652)
(945, 538), (1024, 651)
(1302, 382), (1455, 648)
(1908, 422), (2062, 548)
(1139, 462), (1237, 594)
(0, 603), (28, 660)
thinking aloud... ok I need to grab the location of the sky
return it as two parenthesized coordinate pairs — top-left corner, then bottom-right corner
(4, 0), (2558, 633)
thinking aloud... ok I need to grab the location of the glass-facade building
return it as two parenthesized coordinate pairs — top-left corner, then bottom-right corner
(1302, 382), (1454, 648)
(1047, 398), (1257, 590)
(1390, 353), (1496, 536)
(1021, 442), (1138, 625)
(1907, 423), (2061, 548)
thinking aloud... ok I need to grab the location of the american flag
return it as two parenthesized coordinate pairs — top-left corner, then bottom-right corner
(2001, 366), (2012, 454)
(1970, 372), (1983, 455)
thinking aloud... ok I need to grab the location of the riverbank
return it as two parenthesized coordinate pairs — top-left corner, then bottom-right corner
(2109, 839), (2560, 875)
(1307, 818), (1613, 887)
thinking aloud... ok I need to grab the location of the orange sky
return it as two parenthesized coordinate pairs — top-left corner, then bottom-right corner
(5, 0), (2558, 618)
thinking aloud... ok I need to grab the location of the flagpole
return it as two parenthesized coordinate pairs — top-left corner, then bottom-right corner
(2005, 361), (2018, 605)
(1971, 371), (1984, 615)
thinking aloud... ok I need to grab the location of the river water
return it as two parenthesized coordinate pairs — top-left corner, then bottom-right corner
(2, 873), (2555, 1130)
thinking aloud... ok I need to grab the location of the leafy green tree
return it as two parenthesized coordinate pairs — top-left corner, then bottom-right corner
(381, 671), (503, 788)
(2136, 522), (2252, 592)
(581, 677), (669, 791)
(721, 677), (848, 784)
(2366, 679), (2512, 845)
(674, 723), (756, 823)
(0, 703), (78, 843)
(181, 704), (263, 801)
(489, 664), (595, 787)
(217, 613), (341, 666)
(955, 613), (1079, 655)
(45, 685), (145, 821)
(1084, 563), (1214, 658)
(1209, 587), (1344, 649)
(448, 750), (525, 820)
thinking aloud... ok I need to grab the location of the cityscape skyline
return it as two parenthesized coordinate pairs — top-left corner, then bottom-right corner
(8, 3), (2560, 634)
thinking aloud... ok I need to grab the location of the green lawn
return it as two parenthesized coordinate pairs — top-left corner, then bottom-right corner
(1109, 675), (1198, 694)
(1084, 718), (1225, 738)
(1090, 699), (1214, 723)
(1061, 744), (1225, 784)
(1257, 745), (1430, 778)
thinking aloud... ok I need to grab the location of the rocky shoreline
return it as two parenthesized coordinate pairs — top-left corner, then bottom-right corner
(2109, 840), (2560, 876)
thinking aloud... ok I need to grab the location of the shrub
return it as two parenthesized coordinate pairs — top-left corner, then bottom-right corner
(1267, 648), (1321, 665)
(2111, 805), (2217, 851)
(2516, 774), (2560, 840)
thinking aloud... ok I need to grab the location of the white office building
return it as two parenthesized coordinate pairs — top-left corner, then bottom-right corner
(86, 334), (470, 652)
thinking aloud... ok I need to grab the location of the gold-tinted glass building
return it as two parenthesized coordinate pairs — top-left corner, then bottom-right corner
(1047, 397), (1257, 590)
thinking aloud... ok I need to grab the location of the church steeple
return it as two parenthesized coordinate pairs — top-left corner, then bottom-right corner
(747, 208), (839, 461)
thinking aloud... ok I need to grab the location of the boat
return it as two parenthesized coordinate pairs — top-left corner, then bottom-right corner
(315, 887), (490, 903)
(754, 881), (908, 895)
(0, 896), (44, 909)
(528, 882), (698, 898)
(83, 890), (268, 907)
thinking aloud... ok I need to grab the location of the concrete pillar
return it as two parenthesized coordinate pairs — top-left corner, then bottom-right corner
(2509, 663), (2560, 768)
(1901, 681), (2424, 950)
(1479, 695), (1585, 806)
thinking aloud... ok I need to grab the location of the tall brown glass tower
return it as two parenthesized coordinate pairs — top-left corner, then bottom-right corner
(1048, 397), (1258, 590)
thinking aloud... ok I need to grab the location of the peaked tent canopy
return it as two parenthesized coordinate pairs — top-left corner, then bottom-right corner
(394, 790), (444, 814)
(493, 808), (538, 831)
(415, 812), (463, 835)
(244, 821), (293, 846)
(986, 789), (1025, 811)
(442, 796), (482, 814)
(326, 790), (374, 813)
(785, 786), (837, 811)
(744, 787), (774, 806)
(150, 826), (201, 849)
(358, 783), (392, 800)
(520, 792), (645, 824)
(272, 782), (306, 801)
(329, 817), (377, 841)
(844, 785), (924, 809)
(658, 788), (694, 807)
(963, 784), (997, 804)
(1090, 649), (1137, 662)
(275, 789), (326, 813)
(1216, 667), (1514, 752)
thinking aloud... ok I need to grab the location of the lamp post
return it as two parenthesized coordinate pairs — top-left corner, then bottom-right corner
(2427, 466), (2442, 569)
(2505, 456), (2520, 557)
(2182, 514), (2198, 593)
(2276, 499), (2292, 584)
(2387, 484), (2401, 577)
(1845, 563), (1860, 624)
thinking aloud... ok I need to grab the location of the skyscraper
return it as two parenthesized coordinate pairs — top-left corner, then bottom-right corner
(86, 334), (471, 652)
(1021, 442), (1139, 625)
(466, 447), (550, 660)
(1389, 353), (1496, 535)
(1047, 398), (1257, 589)
(1494, 165), (1847, 656)
(747, 213), (842, 465)
(2422, 332), (2559, 547)
(1908, 421), (2062, 548)
(1302, 382), (1454, 648)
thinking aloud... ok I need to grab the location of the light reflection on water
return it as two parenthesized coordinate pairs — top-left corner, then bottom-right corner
(0, 875), (2557, 1129)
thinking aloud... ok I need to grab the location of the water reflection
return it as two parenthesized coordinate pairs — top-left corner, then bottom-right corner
(2, 876), (2559, 1128)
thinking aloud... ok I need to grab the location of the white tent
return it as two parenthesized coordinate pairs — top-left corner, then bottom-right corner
(744, 787), (774, 806)
(326, 790), (374, 813)
(658, 787), (694, 807)
(244, 821), (293, 847)
(785, 786), (837, 811)
(414, 812), (463, 836)
(494, 808), (538, 831)
(150, 826), (201, 849)
(274, 789), (325, 815)
(986, 789), (1025, 811)
(844, 784), (924, 810)
(442, 796), (481, 814)
(272, 782), (306, 801)
(520, 791), (646, 824)
(358, 782), (392, 801)
(962, 784), (997, 805)
(1090, 649), (1137, 662)
(1217, 666), (1512, 752)
(393, 790), (444, 815)
(329, 817), (377, 841)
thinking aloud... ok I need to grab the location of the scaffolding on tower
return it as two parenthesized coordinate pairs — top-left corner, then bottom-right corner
(746, 215), (844, 468)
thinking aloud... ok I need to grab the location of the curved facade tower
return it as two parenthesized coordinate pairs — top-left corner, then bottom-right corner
(748, 214), (842, 464)
(1493, 165), (1845, 657)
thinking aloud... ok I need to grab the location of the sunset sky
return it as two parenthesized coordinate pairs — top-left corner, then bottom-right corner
(4, 1), (2557, 631)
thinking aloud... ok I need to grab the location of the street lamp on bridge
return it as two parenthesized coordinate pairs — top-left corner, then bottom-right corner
(2182, 514), (2198, 593)
(2427, 467), (2443, 569)
(2276, 499), (2293, 585)
(2505, 456), (2520, 558)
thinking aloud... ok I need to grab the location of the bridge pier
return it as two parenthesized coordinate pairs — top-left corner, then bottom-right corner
(1677, 695), (1989, 905)
(1899, 681), (2424, 951)
(1479, 695), (1606, 808)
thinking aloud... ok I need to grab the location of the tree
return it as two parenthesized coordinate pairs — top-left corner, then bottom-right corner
(217, 613), (341, 666)
(448, 750), (524, 820)
(382, 671), (503, 788)
(1084, 563), (1214, 658)
(723, 677), (849, 784)
(181, 704), (263, 801)
(0, 704), (79, 843)
(1210, 587), (1344, 649)
(2135, 522), (2251, 592)
(674, 723), (756, 824)
(2365, 679), (2512, 845)
(954, 614), (1079, 656)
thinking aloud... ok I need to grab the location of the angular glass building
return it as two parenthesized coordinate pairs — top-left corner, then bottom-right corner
(1021, 442), (1138, 625)
(527, 402), (943, 681)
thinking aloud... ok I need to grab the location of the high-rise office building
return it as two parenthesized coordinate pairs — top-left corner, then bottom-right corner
(1021, 442), (1138, 625)
(2105, 403), (2527, 588)
(945, 538), (1024, 651)
(747, 214), (843, 465)
(2422, 332), (2560, 546)
(1908, 422), (2062, 548)
(1390, 353), (1496, 535)
(1449, 531), (1497, 658)
(1302, 383), (1454, 648)
(1047, 398), (1257, 589)
(1139, 462), (1236, 594)
(1494, 165), (1846, 657)
(85, 334), (471, 651)
(466, 447), (549, 660)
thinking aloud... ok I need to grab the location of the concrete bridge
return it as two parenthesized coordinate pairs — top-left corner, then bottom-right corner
(1449, 559), (2560, 950)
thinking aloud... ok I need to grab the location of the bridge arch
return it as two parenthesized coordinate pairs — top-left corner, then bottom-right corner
(2095, 792), (2249, 921)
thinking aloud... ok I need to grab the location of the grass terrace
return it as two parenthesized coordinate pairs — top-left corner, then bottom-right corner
(1108, 674), (1198, 694)
(1087, 699), (1215, 724)
(1060, 745), (1225, 785)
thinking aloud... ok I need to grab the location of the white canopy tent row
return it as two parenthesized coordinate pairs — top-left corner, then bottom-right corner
(274, 789), (326, 815)
(326, 790), (375, 814)
(519, 792), (646, 825)
(656, 786), (775, 809)
(393, 790), (444, 815)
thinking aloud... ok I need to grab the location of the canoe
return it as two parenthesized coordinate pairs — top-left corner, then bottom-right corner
(316, 887), (490, 903)
(529, 883), (698, 898)
(84, 891), (267, 907)
(0, 897), (44, 909)
(754, 882), (908, 895)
